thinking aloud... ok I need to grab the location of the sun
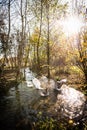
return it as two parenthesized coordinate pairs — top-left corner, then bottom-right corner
(62, 15), (83, 36)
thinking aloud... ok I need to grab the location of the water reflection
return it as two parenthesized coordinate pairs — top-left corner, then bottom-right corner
(15, 86), (31, 130)
(0, 77), (86, 129)
(55, 85), (86, 120)
(14, 82), (57, 130)
(0, 88), (16, 130)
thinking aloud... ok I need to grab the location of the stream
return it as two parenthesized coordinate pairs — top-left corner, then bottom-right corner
(0, 68), (87, 130)
(0, 81), (58, 130)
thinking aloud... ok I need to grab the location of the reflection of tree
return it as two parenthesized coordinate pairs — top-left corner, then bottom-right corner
(15, 86), (23, 129)
(15, 86), (32, 130)
(15, 86), (21, 109)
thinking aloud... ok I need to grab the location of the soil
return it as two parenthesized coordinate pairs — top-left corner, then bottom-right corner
(0, 68), (19, 94)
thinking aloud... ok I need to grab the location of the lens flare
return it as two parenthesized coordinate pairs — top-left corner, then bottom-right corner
(62, 15), (83, 36)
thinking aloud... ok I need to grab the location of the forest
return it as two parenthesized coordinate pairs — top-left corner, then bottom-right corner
(0, 0), (87, 130)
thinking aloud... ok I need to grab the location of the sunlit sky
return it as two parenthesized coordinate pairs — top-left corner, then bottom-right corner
(0, 0), (87, 38)
(61, 16), (84, 36)
(8, 0), (87, 29)
(0, 0), (87, 35)
(0, 0), (87, 59)
(58, 0), (87, 36)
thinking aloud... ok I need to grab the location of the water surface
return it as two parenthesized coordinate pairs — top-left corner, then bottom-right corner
(0, 75), (87, 130)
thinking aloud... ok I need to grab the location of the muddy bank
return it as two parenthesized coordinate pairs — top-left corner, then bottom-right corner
(0, 69), (19, 94)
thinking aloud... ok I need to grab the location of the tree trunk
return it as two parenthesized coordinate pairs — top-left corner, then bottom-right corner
(46, 3), (50, 78)
(18, 0), (24, 68)
(4, 0), (11, 68)
(84, 71), (87, 83)
(37, 0), (43, 73)
(21, 0), (24, 67)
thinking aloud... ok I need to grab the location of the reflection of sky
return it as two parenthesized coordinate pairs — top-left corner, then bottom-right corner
(56, 84), (86, 119)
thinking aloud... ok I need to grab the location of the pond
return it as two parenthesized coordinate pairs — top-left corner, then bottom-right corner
(0, 68), (87, 130)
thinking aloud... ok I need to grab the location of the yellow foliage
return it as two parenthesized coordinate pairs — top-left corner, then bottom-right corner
(68, 119), (73, 124)
(83, 42), (87, 48)
(31, 33), (39, 43)
(79, 57), (83, 62)
(70, 66), (82, 73)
